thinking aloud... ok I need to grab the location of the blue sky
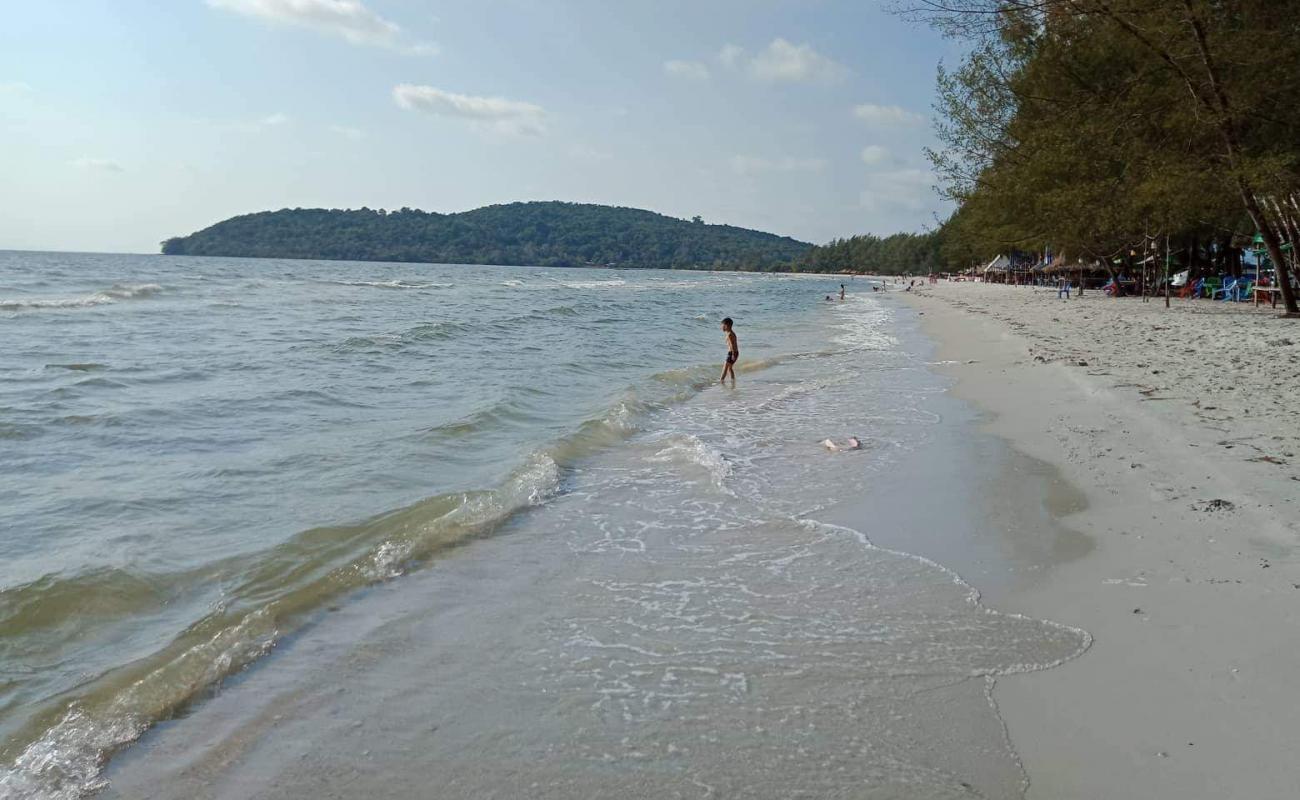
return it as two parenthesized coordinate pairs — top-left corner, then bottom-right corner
(0, 0), (958, 253)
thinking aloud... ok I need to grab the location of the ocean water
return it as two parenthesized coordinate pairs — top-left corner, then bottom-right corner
(0, 252), (1088, 799)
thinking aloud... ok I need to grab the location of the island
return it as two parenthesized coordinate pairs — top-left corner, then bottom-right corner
(161, 201), (814, 271)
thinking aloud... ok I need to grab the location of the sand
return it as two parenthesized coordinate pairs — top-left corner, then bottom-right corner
(902, 281), (1300, 799)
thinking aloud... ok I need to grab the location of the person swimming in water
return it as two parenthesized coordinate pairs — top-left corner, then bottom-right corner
(720, 317), (739, 383)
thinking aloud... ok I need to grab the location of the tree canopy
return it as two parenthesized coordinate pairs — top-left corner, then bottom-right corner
(800, 231), (946, 275)
(906, 0), (1300, 311)
(162, 202), (813, 271)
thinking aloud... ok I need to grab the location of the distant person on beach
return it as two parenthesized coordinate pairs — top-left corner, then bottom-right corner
(839, 284), (846, 300)
(720, 317), (739, 383)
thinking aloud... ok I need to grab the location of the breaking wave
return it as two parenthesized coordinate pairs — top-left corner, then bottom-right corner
(0, 284), (162, 312)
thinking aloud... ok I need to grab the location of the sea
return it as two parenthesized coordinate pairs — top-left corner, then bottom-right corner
(0, 252), (1089, 799)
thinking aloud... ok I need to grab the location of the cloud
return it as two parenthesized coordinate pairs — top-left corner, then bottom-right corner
(393, 84), (546, 136)
(329, 124), (364, 140)
(860, 145), (891, 165)
(0, 80), (34, 94)
(207, 0), (436, 54)
(748, 39), (847, 84)
(70, 157), (124, 172)
(859, 168), (935, 212)
(852, 103), (926, 127)
(730, 155), (828, 176)
(717, 44), (744, 69)
(663, 59), (710, 80)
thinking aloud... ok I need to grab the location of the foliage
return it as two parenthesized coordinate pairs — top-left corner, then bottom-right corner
(906, 0), (1300, 308)
(799, 230), (946, 275)
(161, 202), (813, 271)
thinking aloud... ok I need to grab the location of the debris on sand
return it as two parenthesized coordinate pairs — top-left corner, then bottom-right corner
(1192, 498), (1235, 513)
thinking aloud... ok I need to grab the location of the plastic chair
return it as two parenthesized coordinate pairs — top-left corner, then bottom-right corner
(1211, 279), (1238, 301)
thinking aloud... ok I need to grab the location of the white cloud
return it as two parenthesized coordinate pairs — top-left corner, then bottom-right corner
(70, 157), (124, 172)
(0, 80), (34, 94)
(860, 145), (891, 165)
(663, 59), (710, 80)
(393, 84), (546, 136)
(860, 168), (935, 211)
(329, 124), (364, 140)
(717, 44), (744, 69)
(748, 38), (847, 84)
(852, 103), (926, 127)
(207, 0), (436, 54)
(730, 155), (828, 176)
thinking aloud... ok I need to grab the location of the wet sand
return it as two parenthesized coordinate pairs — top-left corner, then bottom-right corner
(903, 283), (1300, 799)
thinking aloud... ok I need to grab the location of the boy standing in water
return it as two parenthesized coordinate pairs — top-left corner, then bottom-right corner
(720, 317), (739, 383)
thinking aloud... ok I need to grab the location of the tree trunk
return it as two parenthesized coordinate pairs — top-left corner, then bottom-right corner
(1243, 194), (1299, 314)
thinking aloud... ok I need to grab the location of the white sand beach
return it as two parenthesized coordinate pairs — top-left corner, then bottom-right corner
(904, 282), (1300, 799)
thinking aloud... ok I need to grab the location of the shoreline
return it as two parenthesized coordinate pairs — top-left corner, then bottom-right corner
(93, 287), (1090, 800)
(901, 284), (1300, 799)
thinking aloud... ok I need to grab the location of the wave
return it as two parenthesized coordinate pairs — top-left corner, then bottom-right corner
(0, 568), (176, 641)
(556, 279), (625, 290)
(44, 364), (108, 372)
(325, 279), (451, 290)
(419, 401), (544, 442)
(799, 519), (1093, 674)
(0, 452), (561, 799)
(333, 320), (474, 353)
(0, 284), (162, 312)
(403, 320), (472, 341)
(832, 296), (897, 351)
(649, 434), (733, 492)
(0, 366), (726, 799)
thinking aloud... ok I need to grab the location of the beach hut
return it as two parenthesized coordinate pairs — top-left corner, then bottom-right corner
(1043, 259), (1110, 291)
(983, 254), (1011, 283)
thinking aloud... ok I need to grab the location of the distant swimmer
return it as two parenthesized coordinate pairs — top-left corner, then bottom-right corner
(822, 437), (862, 451)
(839, 284), (846, 301)
(825, 295), (833, 301)
(720, 317), (739, 384)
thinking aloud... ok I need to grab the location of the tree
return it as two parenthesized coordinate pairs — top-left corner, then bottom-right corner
(904, 0), (1300, 314)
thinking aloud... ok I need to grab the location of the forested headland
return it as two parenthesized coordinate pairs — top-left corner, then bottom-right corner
(161, 202), (816, 271)
(161, 201), (955, 275)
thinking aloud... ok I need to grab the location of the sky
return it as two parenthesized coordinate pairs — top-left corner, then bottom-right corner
(0, 0), (960, 253)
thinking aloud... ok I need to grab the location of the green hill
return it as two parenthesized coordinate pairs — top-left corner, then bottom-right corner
(161, 201), (812, 270)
